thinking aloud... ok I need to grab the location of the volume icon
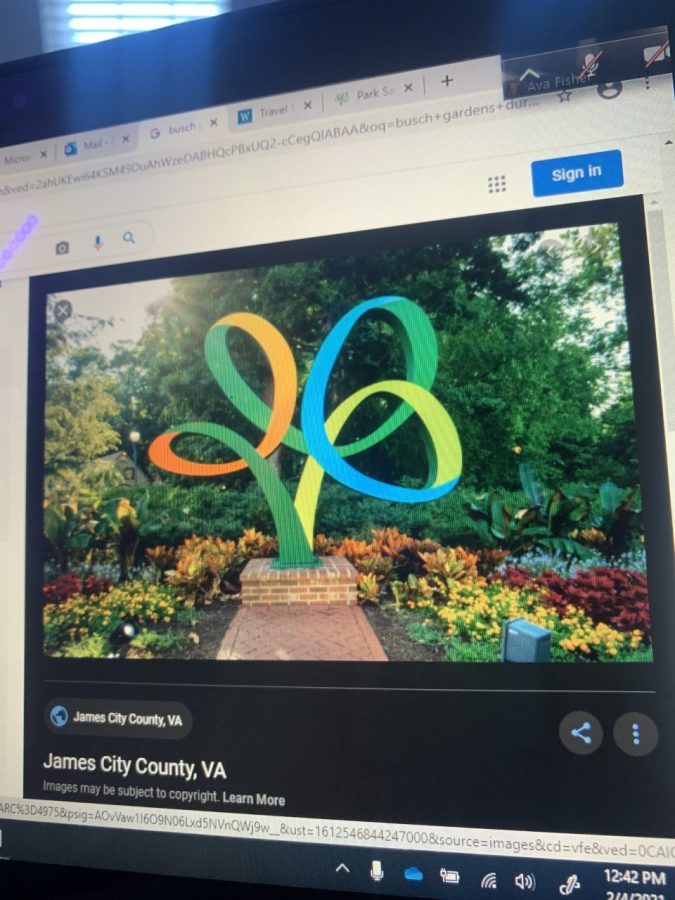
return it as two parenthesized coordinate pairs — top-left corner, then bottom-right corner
(481, 872), (498, 889)
(515, 872), (536, 891)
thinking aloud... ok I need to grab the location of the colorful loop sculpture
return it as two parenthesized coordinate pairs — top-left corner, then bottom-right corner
(149, 296), (462, 566)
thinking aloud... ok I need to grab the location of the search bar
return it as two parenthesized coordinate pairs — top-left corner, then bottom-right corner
(0, 220), (154, 275)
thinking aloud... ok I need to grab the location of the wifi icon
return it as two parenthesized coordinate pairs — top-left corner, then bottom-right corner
(480, 872), (498, 889)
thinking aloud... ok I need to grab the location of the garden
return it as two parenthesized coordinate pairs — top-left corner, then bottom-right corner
(40, 224), (653, 662)
(42, 465), (650, 662)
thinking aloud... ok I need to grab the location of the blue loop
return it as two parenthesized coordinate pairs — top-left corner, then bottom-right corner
(301, 296), (460, 503)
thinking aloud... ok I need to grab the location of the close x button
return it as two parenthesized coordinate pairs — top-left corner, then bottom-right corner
(531, 149), (624, 196)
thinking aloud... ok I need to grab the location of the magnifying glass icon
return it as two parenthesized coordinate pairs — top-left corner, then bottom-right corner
(123, 230), (136, 244)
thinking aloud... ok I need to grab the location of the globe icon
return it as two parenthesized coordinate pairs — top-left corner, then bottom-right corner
(50, 705), (69, 728)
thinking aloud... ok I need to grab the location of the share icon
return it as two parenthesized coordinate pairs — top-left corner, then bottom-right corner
(571, 722), (592, 745)
(559, 712), (604, 755)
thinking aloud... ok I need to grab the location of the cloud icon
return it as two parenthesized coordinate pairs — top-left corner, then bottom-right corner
(404, 867), (424, 882)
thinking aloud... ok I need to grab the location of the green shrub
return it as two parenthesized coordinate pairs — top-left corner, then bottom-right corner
(116, 483), (274, 547)
(55, 633), (109, 658)
(105, 474), (643, 560)
(129, 630), (188, 655)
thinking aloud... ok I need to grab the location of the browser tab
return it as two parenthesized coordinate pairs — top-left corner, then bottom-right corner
(228, 89), (323, 131)
(55, 124), (138, 163)
(0, 142), (55, 174)
(324, 71), (425, 114)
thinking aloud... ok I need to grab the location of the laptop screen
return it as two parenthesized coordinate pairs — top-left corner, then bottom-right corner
(1, 10), (674, 898)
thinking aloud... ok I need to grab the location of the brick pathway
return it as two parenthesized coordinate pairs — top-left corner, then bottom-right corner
(217, 605), (388, 661)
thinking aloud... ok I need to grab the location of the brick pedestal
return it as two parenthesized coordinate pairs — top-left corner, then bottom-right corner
(240, 556), (358, 606)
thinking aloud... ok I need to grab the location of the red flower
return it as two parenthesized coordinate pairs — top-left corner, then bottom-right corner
(43, 574), (82, 604)
(493, 566), (650, 639)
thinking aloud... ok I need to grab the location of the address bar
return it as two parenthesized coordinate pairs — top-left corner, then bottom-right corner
(0, 93), (535, 203)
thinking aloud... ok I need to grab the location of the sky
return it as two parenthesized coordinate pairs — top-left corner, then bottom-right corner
(52, 278), (173, 356)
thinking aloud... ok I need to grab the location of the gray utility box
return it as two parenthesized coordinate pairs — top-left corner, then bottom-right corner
(502, 617), (551, 663)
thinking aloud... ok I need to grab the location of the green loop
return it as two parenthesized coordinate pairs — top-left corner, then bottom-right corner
(169, 422), (313, 565)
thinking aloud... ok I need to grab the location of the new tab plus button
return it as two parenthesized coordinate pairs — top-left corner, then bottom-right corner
(531, 150), (623, 196)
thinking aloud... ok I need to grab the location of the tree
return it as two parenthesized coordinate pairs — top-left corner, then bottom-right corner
(44, 305), (122, 500)
(97, 224), (638, 504)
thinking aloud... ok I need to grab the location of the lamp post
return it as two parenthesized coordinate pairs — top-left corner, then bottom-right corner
(129, 429), (141, 484)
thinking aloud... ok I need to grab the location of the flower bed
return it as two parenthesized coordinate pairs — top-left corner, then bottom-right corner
(42, 527), (652, 663)
(393, 576), (646, 662)
(494, 565), (650, 639)
(44, 580), (185, 657)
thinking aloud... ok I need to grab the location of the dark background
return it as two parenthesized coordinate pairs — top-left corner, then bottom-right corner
(20, 203), (675, 860)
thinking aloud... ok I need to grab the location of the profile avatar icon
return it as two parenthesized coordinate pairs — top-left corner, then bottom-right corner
(597, 82), (623, 100)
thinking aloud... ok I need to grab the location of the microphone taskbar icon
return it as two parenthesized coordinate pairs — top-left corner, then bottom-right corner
(369, 860), (383, 882)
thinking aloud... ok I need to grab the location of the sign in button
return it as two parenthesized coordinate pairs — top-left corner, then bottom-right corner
(531, 150), (623, 196)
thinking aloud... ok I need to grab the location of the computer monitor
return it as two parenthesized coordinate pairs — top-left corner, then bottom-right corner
(1, 1), (674, 897)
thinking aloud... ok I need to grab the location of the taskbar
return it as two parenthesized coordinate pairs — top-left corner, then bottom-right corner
(3, 798), (675, 865)
(1, 818), (673, 898)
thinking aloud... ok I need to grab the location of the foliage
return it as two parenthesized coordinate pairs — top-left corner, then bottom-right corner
(44, 305), (122, 499)
(313, 482), (477, 545)
(462, 464), (592, 557)
(356, 573), (381, 603)
(43, 573), (114, 605)
(237, 528), (278, 559)
(44, 500), (99, 573)
(43, 580), (180, 655)
(418, 546), (479, 583)
(44, 227), (644, 580)
(166, 535), (241, 606)
(42, 515), (651, 663)
(571, 528), (606, 549)
(145, 545), (176, 577)
(322, 527), (440, 602)
(83, 575), (114, 596)
(497, 549), (604, 577)
(43, 493), (148, 579)
(43, 573), (84, 604)
(407, 620), (446, 646)
(126, 482), (275, 548)
(41, 226), (650, 661)
(96, 474), (642, 567)
(370, 527), (420, 557)
(594, 481), (643, 560)
(128, 629), (189, 658)
(496, 566), (650, 639)
(394, 576), (647, 663)
(475, 548), (510, 576)
(55, 633), (109, 659)
(113, 498), (140, 578)
(100, 496), (147, 581)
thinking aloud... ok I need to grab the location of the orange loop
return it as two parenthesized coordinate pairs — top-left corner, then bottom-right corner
(147, 312), (296, 476)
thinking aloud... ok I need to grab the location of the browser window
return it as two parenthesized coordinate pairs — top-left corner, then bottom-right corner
(0, 24), (674, 899)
